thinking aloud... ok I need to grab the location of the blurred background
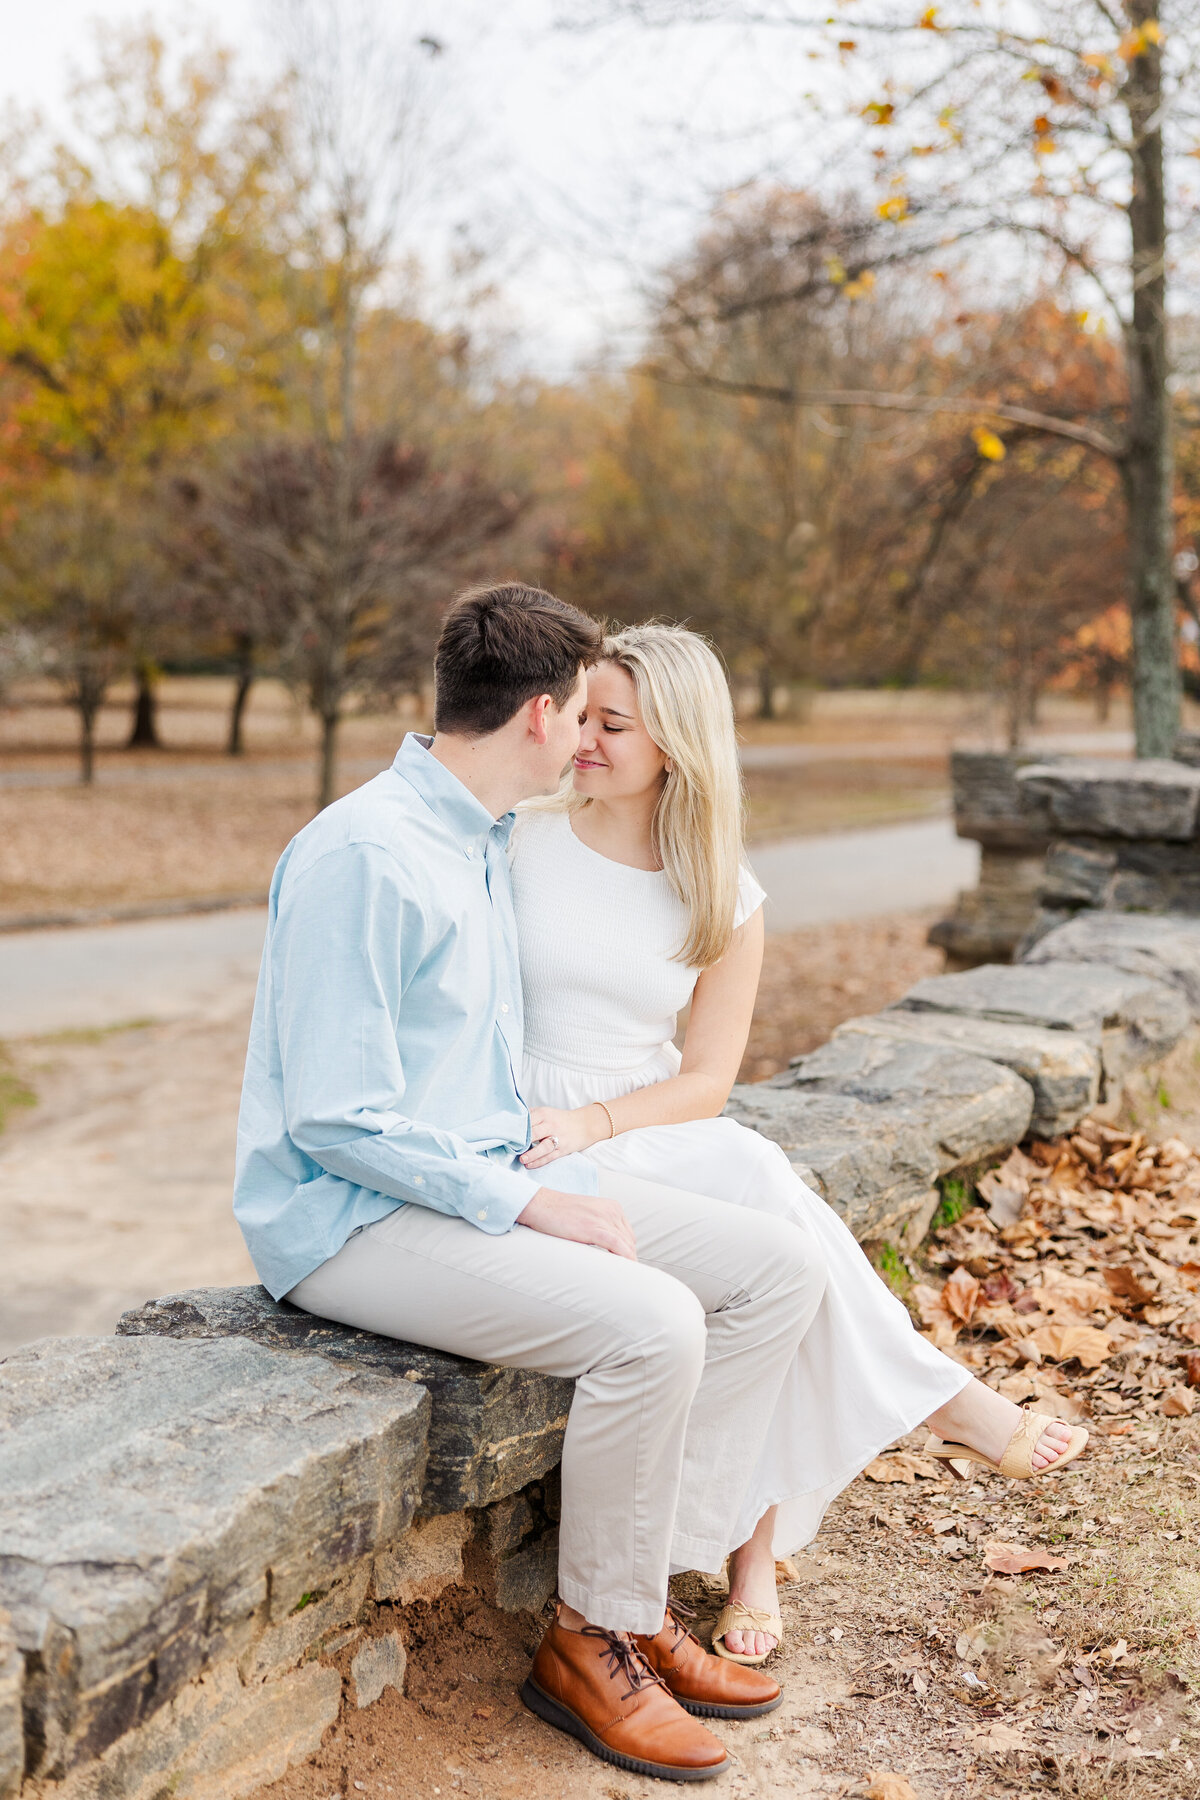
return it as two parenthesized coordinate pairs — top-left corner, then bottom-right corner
(2, 0), (1199, 1352)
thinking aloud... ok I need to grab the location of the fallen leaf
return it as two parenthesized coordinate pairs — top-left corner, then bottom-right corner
(977, 1170), (1026, 1227)
(1104, 1265), (1157, 1307)
(1161, 1384), (1195, 1417)
(983, 1540), (1069, 1574)
(775, 1557), (802, 1582)
(944, 1265), (982, 1323)
(865, 1775), (919, 1800)
(862, 1452), (941, 1484)
(1026, 1323), (1113, 1368)
(1179, 1319), (1200, 1344)
(1182, 1351), (1200, 1388)
(970, 1720), (1032, 1754)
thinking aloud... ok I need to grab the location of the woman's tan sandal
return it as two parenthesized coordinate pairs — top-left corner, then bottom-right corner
(710, 1601), (784, 1667)
(924, 1408), (1089, 1481)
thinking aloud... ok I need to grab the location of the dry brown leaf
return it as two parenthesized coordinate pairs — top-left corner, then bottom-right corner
(969, 1720), (1032, 1754)
(862, 1452), (941, 1484)
(1104, 1265), (1157, 1307)
(1181, 1319), (1200, 1344)
(1025, 1323), (1113, 1368)
(983, 1540), (1070, 1574)
(1182, 1351), (1200, 1388)
(943, 1265), (982, 1324)
(1036, 1272), (1114, 1317)
(775, 1557), (802, 1582)
(1161, 1384), (1196, 1417)
(865, 1775), (919, 1800)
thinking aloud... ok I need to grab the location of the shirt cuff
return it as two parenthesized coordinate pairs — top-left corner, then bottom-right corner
(465, 1163), (541, 1234)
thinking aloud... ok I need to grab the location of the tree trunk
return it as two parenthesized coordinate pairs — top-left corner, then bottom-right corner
(79, 702), (97, 785)
(227, 635), (255, 757)
(756, 658), (776, 720)
(1124, 4), (1178, 759)
(126, 660), (162, 748)
(317, 710), (340, 813)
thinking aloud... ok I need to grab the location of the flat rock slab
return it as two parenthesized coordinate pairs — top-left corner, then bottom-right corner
(779, 1035), (1032, 1174)
(1039, 838), (1200, 916)
(118, 1287), (573, 1516)
(834, 1011), (1100, 1139)
(1018, 759), (1200, 841)
(0, 1334), (428, 1779)
(896, 960), (1189, 1086)
(1021, 912), (1200, 1020)
(723, 1087), (940, 1239)
(950, 750), (1062, 848)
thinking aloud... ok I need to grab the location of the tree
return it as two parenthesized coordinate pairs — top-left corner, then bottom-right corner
(599, 0), (1200, 754)
(181, 432), (524, 809)
(0, 25), (287, 744)
(0, 477), (156, 781)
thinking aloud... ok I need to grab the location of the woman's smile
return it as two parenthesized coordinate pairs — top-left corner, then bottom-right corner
(573, 754), (608, 770)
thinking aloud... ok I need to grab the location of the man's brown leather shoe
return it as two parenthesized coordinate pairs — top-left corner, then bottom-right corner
(521, 1616), (730, 1782)
(636, 1606), (783, 1720)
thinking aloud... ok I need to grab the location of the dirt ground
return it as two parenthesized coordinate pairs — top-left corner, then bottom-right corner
(253, 1415), (1200, 1800)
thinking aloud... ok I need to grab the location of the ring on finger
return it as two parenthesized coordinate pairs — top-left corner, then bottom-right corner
(550, 1136), (559, 1149)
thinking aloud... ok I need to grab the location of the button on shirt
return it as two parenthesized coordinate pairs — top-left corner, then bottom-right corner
(233, 733), (598, 1300)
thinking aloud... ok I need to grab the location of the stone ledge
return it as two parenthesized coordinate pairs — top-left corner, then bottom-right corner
(895, 960), (1190, 1087)
(1021, 912), (1200, 1018)
(117, 1287), (573, 1516)
(0, 1334), (427, 1781)
(777, 1034), (1033, 1175)
(833, 1009), (1100, 1139)
(724, 1086), (940, 1238)
(1018, 758), (1200, 841)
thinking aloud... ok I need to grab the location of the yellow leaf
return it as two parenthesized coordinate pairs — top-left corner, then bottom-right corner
(863, 101), (895, 125)
(877, 194), (909, 222)
(919, 6), (938, 27)
(825, 255), (848, 284)
(972, 426), (1007, 461)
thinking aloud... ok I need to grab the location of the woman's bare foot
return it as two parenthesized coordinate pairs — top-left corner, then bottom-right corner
(926, 1380), (1076, 1470)
(724, 1507), (779, 1659)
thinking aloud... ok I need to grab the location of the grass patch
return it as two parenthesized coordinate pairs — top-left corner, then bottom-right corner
(931, 1174), (971, 1231)
(291, 1590), (325, 1614)
(33, 1017), (158, 1046)
(872, 1239), (911, 1298)
(0, 1048), (36, 1133)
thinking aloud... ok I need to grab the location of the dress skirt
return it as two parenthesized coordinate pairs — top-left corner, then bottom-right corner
(522, 1044), (971, 1560)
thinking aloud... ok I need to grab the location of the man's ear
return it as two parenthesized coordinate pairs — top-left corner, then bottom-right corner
(527, 693), (554, 746)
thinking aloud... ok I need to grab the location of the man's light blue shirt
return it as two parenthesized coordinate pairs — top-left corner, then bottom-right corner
(234, 732), (598, 1299)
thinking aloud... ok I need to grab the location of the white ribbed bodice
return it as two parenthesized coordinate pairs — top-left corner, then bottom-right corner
(509, 810), (765, 1087)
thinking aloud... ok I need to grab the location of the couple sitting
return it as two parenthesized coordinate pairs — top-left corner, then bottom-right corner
(233, 582), (1086, 1783)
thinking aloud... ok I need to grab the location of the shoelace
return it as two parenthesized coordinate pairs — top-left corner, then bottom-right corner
(580, 1627), (670, 1703)
(663, 1599), (702, 1654)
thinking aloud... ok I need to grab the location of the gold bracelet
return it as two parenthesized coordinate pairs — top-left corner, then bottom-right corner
(596, 1100), (616, 1140)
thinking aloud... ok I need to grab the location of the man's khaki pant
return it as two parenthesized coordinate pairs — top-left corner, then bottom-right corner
(287, 1169), (827, 1635)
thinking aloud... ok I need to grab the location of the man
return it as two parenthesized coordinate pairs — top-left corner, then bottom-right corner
(234, 583), (826, 1782)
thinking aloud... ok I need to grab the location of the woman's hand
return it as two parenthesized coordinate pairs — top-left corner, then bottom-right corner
(520, 1104), (609, 1169)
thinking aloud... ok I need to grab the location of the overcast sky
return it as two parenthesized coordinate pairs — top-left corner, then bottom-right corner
(3, 1), (827, 375)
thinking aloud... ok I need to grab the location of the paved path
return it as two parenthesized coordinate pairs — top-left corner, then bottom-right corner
(750, 815), (977, 932)
(0, 817), (978, 1037)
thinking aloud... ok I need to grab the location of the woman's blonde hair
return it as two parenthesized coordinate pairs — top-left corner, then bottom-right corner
(542, 621), (747, 968)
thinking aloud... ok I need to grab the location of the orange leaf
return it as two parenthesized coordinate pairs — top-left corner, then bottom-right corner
(943, 1265), (981, 1324)
(983, 1540), (1069, 1575)
(866, 1775), (919, 1800)
(1162, 1384), (1196, 1417)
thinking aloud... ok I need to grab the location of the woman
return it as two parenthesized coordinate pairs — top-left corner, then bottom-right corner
(509, 622), (1085, 1665)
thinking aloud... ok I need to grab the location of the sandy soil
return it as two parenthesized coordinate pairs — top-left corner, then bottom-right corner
(253, 1415), (1199, 1800)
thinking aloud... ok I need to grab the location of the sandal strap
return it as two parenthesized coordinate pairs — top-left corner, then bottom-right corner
(713, 1601), (783, 1638)
(999, 1408), (1056, 1480)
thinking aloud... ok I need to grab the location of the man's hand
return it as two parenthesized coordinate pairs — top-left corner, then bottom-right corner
(517, 1187), (638, 1260)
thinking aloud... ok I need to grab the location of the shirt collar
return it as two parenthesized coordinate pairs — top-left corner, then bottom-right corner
(392, 733), (516, 855)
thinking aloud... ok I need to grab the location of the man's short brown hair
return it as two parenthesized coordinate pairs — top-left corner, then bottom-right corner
(434, 583), (603, 736)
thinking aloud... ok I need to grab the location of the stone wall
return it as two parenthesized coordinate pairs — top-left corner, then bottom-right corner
(6, 903), (1200, 1798)
(927, 751), (1062, 969)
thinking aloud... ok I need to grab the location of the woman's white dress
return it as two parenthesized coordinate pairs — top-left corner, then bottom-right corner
(509, 809), (969, 1558)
